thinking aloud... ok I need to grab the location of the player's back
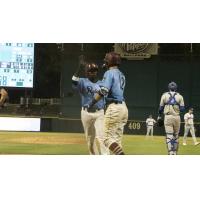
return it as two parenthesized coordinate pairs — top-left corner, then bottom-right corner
(101, 68), (125, 103)
(160, 91), (184, 115)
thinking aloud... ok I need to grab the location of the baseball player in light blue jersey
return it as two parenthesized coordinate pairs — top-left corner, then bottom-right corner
(72, 61), (109, 155)
(85, 52), (128, 155)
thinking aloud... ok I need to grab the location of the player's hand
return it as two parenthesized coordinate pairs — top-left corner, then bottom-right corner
(83, 104), (92, 112)
(157, 114), (162, 120)
(157, 115), (164, 127)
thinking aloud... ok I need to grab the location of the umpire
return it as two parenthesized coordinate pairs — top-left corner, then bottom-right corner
(157, 82), (185, 155)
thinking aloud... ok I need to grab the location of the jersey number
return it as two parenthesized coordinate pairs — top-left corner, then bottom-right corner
(120, 75), (125, 90)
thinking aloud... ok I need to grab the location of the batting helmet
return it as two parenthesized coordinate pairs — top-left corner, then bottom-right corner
(85, 63), (98, 78)
(85, 63), (98, 72)
(168, 81), (177, 91)
(104, 52), (121, 67)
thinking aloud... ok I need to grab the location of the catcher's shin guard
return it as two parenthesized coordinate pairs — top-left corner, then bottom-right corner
(166, 133), (179, 155)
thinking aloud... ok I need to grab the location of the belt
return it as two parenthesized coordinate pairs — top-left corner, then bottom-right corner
(82, 107), (103, 113)
(107, 100), (123, 105)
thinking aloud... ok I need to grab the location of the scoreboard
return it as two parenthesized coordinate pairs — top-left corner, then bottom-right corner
(0, 43), (34, 88)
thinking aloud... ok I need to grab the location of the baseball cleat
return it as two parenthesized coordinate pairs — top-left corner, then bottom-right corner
(194, 142), (200, 146)
(182, 143), (187, 146)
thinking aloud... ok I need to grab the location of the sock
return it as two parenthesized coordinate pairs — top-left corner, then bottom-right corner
(109, 142), (125, 155)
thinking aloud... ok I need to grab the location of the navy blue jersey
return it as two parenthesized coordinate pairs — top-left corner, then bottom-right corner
(100, 68), (125, 102)
(72, 77), (105, 109)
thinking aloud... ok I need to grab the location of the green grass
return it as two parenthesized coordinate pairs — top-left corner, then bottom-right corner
(0, 132), (199, 155)
(124, 135), (200, 155)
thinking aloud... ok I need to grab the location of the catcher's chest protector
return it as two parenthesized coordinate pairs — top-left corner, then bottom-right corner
(167, 92), (179, 105)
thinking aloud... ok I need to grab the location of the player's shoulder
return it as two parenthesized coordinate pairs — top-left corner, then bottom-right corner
(175, 92), (183, 98)
(96, 80), (103, 85)
(79, 78), (88, 82)
(162, 92), (169, 97)
(79, 78), (90, 86)
(103, 70), (114, 80)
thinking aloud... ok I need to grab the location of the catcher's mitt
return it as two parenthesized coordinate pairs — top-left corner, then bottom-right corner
(157, 117), (164, 127)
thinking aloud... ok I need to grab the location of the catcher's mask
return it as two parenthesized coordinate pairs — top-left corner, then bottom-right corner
(168, 81), (177, 92)
(103, 52), (121, 68)
(85, 63), (98, 79)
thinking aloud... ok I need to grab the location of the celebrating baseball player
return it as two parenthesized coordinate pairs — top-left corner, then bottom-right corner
(72, 59), (110, 155)
(146, 115), (156, 137)
(158, 81), (185, 155)
(84, 52), (128, 155)
(183, 108), (199, 146)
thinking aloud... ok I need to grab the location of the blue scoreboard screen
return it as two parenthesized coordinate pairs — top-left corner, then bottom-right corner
(0, 43), (34, 88)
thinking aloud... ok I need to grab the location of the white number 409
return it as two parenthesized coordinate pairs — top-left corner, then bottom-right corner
(128, 122), (141, 130)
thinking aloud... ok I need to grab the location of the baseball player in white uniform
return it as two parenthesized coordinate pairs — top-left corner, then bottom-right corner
(158, 82), (185, 155)
(146, 115), (156, 137)
(72, 61), (110, 155)
(183, 108), (199, 146)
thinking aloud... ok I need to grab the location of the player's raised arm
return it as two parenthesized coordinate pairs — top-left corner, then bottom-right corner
(72, 55), (85, 89)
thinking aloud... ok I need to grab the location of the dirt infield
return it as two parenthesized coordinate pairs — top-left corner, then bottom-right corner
(0, 132), (86, 145)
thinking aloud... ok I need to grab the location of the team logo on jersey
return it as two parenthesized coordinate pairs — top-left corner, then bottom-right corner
(86, 86), (99, 95)
(87, 86), (93, 95)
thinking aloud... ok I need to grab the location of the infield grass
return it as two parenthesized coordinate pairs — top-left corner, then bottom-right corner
(0, 132), (199, 155)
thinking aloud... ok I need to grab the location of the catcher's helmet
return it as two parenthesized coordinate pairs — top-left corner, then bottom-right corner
(168, 81), (177, 91)
(104, 52), (121, 68)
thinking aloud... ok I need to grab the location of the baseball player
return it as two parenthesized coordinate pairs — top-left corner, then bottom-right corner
(146, 115), (156, 137)
(0, 88), (8, 108)
(72, 62), (110, 155)
(85, 52), (128, 155)
(183, 108), (199, 146)
(158, 81), (185, 155)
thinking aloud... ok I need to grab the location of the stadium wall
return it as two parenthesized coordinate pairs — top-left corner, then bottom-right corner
(41, 117), (200, 137)
(60, 55), (200, 122)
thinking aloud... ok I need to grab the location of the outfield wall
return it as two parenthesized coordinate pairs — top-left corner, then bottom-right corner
(0, 115), (199, 137)
(41, 117), (200, 137)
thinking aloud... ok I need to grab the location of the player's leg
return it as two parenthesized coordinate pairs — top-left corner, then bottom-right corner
(104, 103), (128, 155)
(94, 110), (110, 155)
(151, 127), (154, 137)
(104, 104), (123, 154)
(146, 126), (150, 136)
(87, 125), (99, 155)
(172, 116), (181, 154)
(190, 126), (199, 145)
(112, 103), (128, 154)
(164, 115), (178, 155)
(81, 110), (99, 155)
(183, 125), (190, 145)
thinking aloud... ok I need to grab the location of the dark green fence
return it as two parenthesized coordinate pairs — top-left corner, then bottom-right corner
(60, 55), (200, 121)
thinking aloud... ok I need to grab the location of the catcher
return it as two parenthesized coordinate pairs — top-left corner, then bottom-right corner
(157, 82), (185, 155)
